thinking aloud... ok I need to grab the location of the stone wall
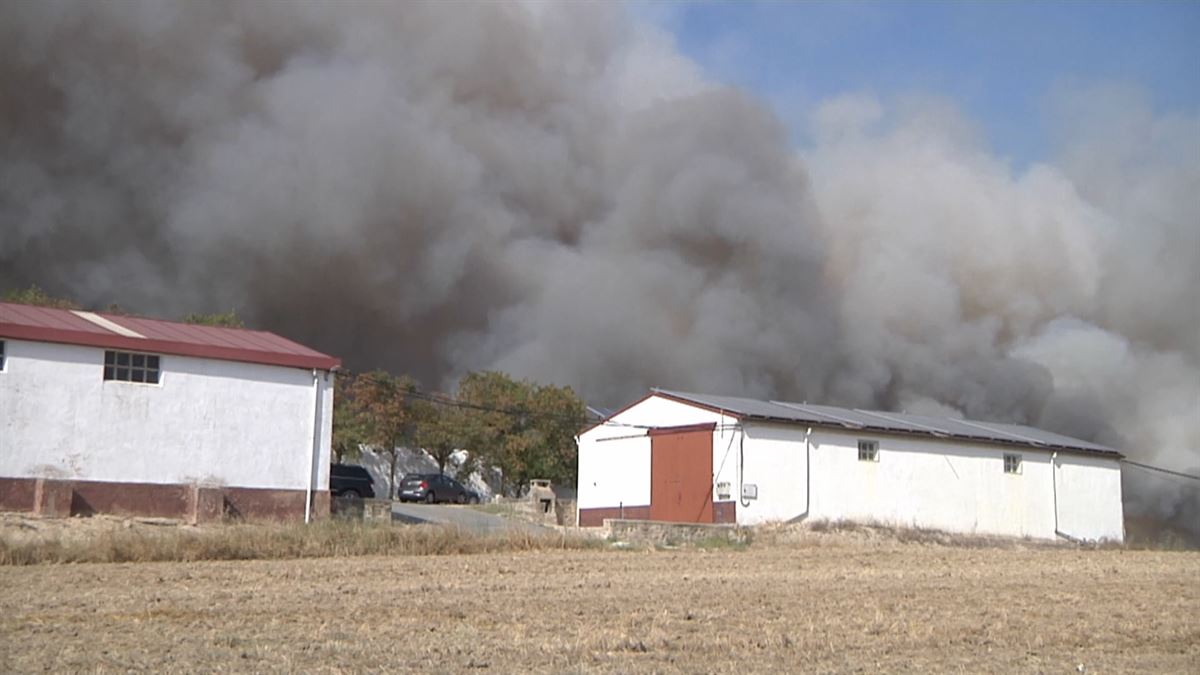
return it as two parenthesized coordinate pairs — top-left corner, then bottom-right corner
(604, 518), (750, 546)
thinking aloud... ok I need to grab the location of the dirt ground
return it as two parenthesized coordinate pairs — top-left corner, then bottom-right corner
(1, 535), (1197, 674)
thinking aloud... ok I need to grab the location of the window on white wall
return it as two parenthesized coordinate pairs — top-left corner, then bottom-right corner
(858, 440), (879, 462)
(1004, 453), (1022, 474)
(0, 339), (5, 371)
(104, 350), (161, 384)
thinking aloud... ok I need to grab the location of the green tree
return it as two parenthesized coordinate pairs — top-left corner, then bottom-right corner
(457, 371), (586, 497)
(3, 285), (80, 309)
(331, 370), (367, 464)
(352, 370), (418, 498)
(182, 310), (245, 328)
(411, 397), (473, 477)
(524, 382), (587, 488)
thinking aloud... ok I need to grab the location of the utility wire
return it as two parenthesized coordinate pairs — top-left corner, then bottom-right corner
(397, 387), (658, 429)
(1121, 459), (1200, 482)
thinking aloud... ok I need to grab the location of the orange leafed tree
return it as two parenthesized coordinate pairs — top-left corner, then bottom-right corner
(351, 370), (418, 498)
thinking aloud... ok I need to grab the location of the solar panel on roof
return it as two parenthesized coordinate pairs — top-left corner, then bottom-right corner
(849, 409), (952, 437)
(771, 402), (866, 429)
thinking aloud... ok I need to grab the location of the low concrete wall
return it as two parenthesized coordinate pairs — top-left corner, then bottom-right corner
(364, 499), (392, 523)
(604, 519), (751, 546)
(556, 499), (577, 527)
(331, 497), (392, 524)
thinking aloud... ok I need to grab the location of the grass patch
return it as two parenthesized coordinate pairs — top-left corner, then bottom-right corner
(0, 520), (602, 566)
(688, 535), (750, 551)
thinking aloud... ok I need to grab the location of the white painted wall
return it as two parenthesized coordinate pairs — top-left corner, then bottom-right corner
(577, 434), (651, 510)
(796, 427), (1123, 541)
(1055, 453), (1125, 541)
(577, 394), (737, 511)
(0, 339), (333, 491)
(585, 394), (727, 434)
(734, 423), (808, 525)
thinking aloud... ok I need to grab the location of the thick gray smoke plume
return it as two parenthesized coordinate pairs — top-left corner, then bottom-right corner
(1, 2), (1196, 529)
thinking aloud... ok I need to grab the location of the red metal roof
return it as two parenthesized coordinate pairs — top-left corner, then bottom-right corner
(0, 302), (340, 371)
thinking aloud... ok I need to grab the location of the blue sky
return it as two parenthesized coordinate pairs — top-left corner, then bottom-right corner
(642, 1), (1200, 165)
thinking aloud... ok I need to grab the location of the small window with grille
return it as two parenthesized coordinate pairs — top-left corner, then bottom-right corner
(103, 350), (161, 384)
(1004, 453), (1022, 474)
(858, 440), (879, 462)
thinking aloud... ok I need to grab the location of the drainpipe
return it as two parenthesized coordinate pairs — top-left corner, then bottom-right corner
(738, 427), (749, 508)
(304, 368), (325, 524)
(802, 426), (811, 521)
(787, 426), (812, 524)
(1050, 451), (1058, 540)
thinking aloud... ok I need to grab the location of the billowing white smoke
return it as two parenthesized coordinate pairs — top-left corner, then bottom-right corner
(1, 2), (1196, 527)
(804, 91), (1199, 526)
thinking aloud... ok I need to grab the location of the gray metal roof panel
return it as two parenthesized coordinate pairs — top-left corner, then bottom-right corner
(652, 390), (823, 424)
(652, 389), (1120, 458)
(959, 419), (1116, 453)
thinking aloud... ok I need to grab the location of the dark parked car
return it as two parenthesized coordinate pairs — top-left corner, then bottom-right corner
(330, 464), (375, 499)
(397, 473), (480, 504)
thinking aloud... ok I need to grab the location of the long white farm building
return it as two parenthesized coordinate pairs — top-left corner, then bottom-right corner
(578, 390), (1125, 542)
(0, 302), (339, 522)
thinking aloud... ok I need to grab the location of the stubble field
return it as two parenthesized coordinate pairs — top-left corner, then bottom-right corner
(2, 534), (1197, 673)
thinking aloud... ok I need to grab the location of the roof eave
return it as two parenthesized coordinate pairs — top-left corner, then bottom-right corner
(0, 324), (341, 371)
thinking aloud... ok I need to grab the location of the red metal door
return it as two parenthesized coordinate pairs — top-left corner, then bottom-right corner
(649, 425), (714, 523)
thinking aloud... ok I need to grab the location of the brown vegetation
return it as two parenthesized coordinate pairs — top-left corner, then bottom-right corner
(0, 514), (596, 566)
(1, 517), (1197, 672)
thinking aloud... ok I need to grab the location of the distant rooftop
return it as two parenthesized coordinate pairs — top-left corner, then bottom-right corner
(652, 388), (1120, 458)
(0, 302), (340, 371)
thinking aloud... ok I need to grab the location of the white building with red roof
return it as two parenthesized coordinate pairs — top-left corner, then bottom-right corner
(0, 302), (341, 522)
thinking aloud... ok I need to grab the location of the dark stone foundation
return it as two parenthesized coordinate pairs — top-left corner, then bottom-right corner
(0, 476), (329, 523)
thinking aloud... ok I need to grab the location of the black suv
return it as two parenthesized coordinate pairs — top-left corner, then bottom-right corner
(330, 464), (375, 499)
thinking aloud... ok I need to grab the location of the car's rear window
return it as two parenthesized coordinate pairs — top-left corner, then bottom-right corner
(333, 465), (370, 479)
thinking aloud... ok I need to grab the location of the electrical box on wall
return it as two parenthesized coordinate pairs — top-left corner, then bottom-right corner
(741, 483), (758, 500)
(716, 481), (731, 500)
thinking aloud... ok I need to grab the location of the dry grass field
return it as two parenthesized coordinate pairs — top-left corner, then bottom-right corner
(2, 525), (1197, 673)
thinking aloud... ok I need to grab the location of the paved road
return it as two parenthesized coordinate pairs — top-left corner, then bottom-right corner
(391, 503), (548, 534)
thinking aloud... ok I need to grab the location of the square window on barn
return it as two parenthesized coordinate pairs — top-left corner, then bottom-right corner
(1004, 453), (1022, 474)
(103, 350), (161, 384)
(858, 440), (879, 462)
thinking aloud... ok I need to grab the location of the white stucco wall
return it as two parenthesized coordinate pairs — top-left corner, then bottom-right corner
(1054, 453), (1125, 541)
(577, 434), (651, 510)
(577, 394), (737, 510)
(736, 423), (1123, 542)
(804, 428), (1057, 538)
(0, 338), (333, 491)
(586, 395), (728, 433)
(732, 423), (808, 524)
